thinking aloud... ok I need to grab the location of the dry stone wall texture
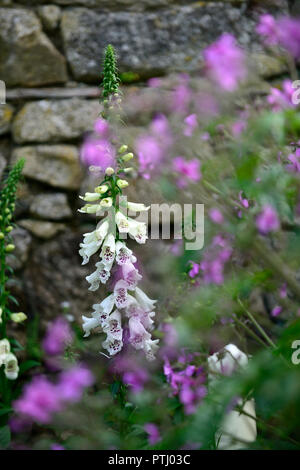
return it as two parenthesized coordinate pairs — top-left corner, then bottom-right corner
(0, 0), (292, 321)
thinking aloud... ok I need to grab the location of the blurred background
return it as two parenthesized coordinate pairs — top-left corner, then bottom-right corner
(0, 0), (297, 329)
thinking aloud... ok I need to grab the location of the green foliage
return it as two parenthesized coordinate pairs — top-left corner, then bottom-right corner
(102, 44), (120, 99)
(0, 159), (25, 336)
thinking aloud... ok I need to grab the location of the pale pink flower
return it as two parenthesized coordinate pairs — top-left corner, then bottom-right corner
(256, 205), (280, 234)
(203, 34), (247, 92)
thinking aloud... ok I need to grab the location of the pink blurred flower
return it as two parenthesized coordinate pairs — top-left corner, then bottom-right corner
(51, 444), (65, 451)
(80, 137), (116, 170)
(147, 77), (162, 88)
(271, 306), (282, 317)
(144, 423), (161, 446)
(14, 376), (61, 424)
(13, 365), (94, 425)
(123, 369), (149, 393)
(256, 14), (279, 46)
(231, 120), (247, 137)
(93, 118), (109, 137)
(164, 356), (207, 415)
(136, 135), (164, 179)
(184, 114), (198, 137)
(57, 365), (94, 402)
(277, 17), (300, 59)
(286, 148), (300, 173)
(173, 157), (201, 187)
(209, 208), (224, 225)
(203, 34), (247, 92)
(256, 205), (280, 234)
(42, 317), (73, 357)
(188, 261), (200, 278)
(280, 283), (287, 299)
(257, 15), (300, 59)
(267, 80), (296, 111)
(200, 235), (232, 285)
(170, 77), (191, 114)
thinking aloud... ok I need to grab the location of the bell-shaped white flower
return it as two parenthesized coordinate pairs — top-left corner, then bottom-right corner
(208, 343), (249, 380)
(100, 197), (113, 208)
(135, 287), (156, 312)
(128, 316), (151, 351)
(102, 310), (123, 356)
(127, 218), (147, 244)
(115, 211), (130, 233)
(127, 202), (150, 212)
(114, 280), (129, 309)
(79, 220), (109, 265)
(82, 314), (101, 338)
(78, 203), (101, 214)
(208, 344), (257, 450)
(115, 241), (136, 265)
(4, 353), (19, 380)
(0, 338), (10, 360)
(101, 233), (115, 265)
(140, 310), (155, 332)
(144, 338), (159, 362)
(125, 297), (156, 332)
(103, 310), (123, 339)
(122, 262), (142, 290)
(82, 294), (115, 337)
(86, 261), (112, 290)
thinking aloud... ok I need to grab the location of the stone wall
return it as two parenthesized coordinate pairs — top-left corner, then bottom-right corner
(0, 0), (292, 324)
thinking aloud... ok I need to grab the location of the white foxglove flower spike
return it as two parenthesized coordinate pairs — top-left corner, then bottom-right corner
(79, 112), (158, 360)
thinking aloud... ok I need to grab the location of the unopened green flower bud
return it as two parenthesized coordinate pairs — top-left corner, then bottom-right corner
(123, 167), (133, 173)
(5, 244), (15, 253)
(118, 145), (128, 154)
(6, 226), (13, 233)
(122, 153), (134, 162)
(117, 179), (129, 189)
(105, 167), (115, 176)
(0, 232), (4, 240)
(5, 208), (10, 215)
(11, 312), (27, 323)
(95, 185), (109, 194)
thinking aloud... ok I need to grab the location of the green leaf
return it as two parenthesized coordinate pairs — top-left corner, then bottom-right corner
(0, 408), (13, 417)
(10, 339), (24, 352)
(0, 425), (11, 449)
(19, 360), (41, 375)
